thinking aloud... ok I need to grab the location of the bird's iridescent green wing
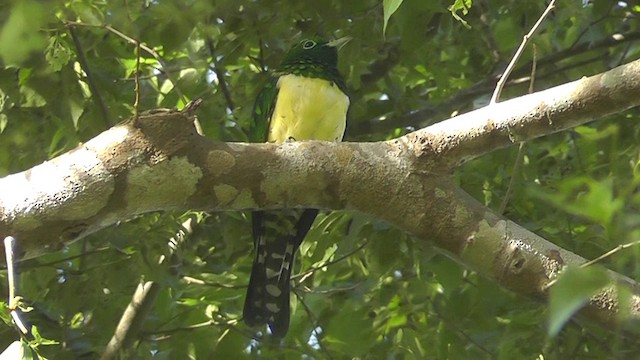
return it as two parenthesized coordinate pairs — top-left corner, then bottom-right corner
(250, 76), (279, 142)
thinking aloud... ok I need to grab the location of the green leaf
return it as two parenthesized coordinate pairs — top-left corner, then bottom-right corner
(0, 113), (6, 133)
(448, 0), (472, 29)
(383, 0), (404, 37)
(548, 266), (610, 337)
(530, 177), (623, 229)
(30, 325), (60, 346)
(45, 36), (72, 72)
(0, 1), (47, 65)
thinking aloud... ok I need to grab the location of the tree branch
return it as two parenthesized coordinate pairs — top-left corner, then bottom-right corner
(1, 60), (640, 335)
(101, 281), (160, 360)
(350, 31), (640, 137)
(414, 58), (640, 168)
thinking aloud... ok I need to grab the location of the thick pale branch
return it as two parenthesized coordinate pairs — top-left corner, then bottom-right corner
(412, 58), (640, 168)
(1, 60), (640, 334)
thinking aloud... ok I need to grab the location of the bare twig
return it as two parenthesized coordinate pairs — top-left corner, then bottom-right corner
(180, 275), (245, 289)
(294, 239), (369, 283)
(4, 236), (31, 337)
(5, 237), (17, 309)
(101, 281), (160, 360)
(580, 240), (640, 269)
(4, 247), (111, 270)
(528, 45), (538, 95)
(490, 0), (556, 104)
(298, 282), (361, 295)
(134, 41), (141, 118)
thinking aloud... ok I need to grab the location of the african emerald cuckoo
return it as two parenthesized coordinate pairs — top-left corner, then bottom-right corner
(243, 37), (350, 337)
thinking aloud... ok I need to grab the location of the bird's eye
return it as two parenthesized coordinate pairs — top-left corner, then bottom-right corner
(301, 40), (317, 49)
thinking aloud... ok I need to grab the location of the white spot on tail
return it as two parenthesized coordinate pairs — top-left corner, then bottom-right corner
(266, 285), (282, 297)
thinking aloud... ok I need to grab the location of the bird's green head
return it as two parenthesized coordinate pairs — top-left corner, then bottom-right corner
(278, 37), (350, 74)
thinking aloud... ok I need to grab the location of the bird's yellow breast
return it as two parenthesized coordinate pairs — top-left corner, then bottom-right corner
(268, 74), (349, 143)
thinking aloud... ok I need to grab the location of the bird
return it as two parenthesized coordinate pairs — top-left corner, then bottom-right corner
(243, 36), (351, 337)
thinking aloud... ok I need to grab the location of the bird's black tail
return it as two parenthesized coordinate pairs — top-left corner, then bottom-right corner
(243, 209), (318, 337)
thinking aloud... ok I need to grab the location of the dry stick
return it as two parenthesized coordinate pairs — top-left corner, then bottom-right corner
(5, 237), (17, 309)
(134, 41), (141, 118)
(489, 0), (556, 104)
(581, 240), (640, 269)
(4, 236), (30, 337)
(101, 281), (160, 360)
(68, 26), (111, 128)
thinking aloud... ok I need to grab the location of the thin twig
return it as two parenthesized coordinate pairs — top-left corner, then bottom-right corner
(68, 26), (111, 128)
(615, 41), (633, 67)
(499, 142), (526, 214)
(580, 240), (640, 269)
(293, 239), (369, 283)
(432, 310), (495, 357)
(257, 38), (267, 72)
(180, 275), (245, 289)
(499, 45), (537, 214)
(567, 5), (615, 50)
(5, 237), (17, 308)
(298, 282), (361, 295)
(134, 40), (141, 118)
(528, 45), (538, 94)
(2, 246), (111, 270)
(489, 0), (556, 104)
(545, 240), (640, 289)
(64, 21), (188, 105)
(143, 320), (213, 339)
(352, 30), (640, 137)
(101, 281), (160, 360)
(205, 39), (236, 112)
(4, 236), (31, 337)
(294, 291), (334, 360)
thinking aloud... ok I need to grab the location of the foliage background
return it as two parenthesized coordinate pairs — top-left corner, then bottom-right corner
(1, 0), (640, 358)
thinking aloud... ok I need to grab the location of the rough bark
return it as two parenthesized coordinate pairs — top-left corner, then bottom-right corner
(1, 59), (640, 334)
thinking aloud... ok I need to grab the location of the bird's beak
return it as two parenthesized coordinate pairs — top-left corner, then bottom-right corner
(327, 36), (352, 50)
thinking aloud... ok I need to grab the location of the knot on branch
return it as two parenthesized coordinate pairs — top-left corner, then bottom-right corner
(400, 131), (451, 173)
(131, 106), (201, 159)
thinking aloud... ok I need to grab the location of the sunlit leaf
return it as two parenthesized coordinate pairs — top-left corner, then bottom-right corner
(383, 0), (404, 37)
(0, 1), (47, 65)
(548, 266), (610, 337)
(448, 0), (472, 28)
